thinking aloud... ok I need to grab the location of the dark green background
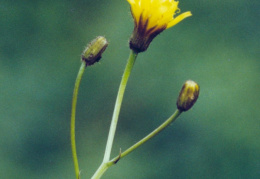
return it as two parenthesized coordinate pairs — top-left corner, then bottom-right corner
(1, 0), (259, 178)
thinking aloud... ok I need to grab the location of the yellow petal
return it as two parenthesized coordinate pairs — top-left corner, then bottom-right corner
(166, 11), (192, 29)
(127, 0), (136, 4)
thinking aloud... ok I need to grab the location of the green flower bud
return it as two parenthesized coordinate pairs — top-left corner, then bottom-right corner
(177, 80), (200, 112)
(81, 36), (108, 66)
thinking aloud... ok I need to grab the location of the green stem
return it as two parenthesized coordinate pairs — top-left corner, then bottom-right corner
(71, 62), (86, 179)
(103, 50), (138, 162)
(113, 109), (182, 161)
(91, 162), (112, 179)
(91, 50), (138, 179)
(92, 109), (182, 179)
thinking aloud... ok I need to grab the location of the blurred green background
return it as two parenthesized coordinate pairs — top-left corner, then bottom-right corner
(1, 0), (259, 178)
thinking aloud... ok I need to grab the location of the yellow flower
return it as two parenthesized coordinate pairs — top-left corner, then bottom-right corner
(127, 0), (192, 52)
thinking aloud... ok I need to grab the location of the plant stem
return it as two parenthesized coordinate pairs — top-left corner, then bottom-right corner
(103, 50), (138, 162)
(112, 109), (182, 161)
(92, 109), (182, 179)
(91, 162), (112, 179)
(91, 50), (138, 179)
(71, 62), (86, 179)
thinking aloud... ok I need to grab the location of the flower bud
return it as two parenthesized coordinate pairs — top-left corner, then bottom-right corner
(81, 36), (108, 66)
(177, 80), (199, 112)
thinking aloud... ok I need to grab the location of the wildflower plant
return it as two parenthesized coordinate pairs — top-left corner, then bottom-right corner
(70, 1), (199, 179)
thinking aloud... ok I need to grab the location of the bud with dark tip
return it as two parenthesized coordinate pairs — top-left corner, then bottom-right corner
(177, 80), (200, 112)
(81, 36), (108, 66)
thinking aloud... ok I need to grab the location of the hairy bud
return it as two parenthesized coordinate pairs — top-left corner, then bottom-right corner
(177, 80), (199, 111)
(82, 36), (108, 66)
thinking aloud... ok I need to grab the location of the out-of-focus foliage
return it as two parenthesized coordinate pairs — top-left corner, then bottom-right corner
(0, 0), (259, 178)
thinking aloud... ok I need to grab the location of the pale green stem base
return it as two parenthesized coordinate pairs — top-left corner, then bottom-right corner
(92, 109), (182, 179)
(91, 50), (138, 179)
(71, 62), (86, 179)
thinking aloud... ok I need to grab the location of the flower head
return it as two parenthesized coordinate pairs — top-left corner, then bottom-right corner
(127, 0), (192, 53)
